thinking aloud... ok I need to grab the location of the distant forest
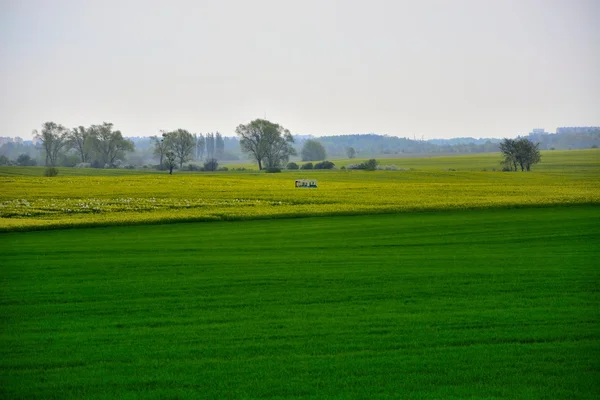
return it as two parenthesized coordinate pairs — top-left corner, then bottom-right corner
(1, 127), (598, 167)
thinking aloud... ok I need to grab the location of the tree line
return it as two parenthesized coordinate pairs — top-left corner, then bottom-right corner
(34, 122), (135, 168)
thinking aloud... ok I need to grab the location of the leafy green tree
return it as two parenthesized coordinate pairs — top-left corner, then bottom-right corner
(236, 119), (295, 170)
(515, 138), (541, 171)
(33, 122), (69, 166)
(68, 126), (92, 163)
(301, 139), (327, 161)
(165, 129), (195, 169)
(500, 138), (541, 171)
(89, 122), (134, 167)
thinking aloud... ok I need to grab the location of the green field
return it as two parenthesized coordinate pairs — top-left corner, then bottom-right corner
(1, 150), (599, 398)
(2, 207), (599, 399)
(1, 149), (599, 231)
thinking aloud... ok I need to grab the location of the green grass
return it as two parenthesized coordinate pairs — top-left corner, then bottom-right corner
(0, 166), (162, 177)
(2, 206), (599, 399)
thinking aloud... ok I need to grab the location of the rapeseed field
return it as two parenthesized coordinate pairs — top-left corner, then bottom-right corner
(1, 150), (599, 231)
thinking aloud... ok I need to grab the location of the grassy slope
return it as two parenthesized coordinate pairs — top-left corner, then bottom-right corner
(2, 207), (599, 399)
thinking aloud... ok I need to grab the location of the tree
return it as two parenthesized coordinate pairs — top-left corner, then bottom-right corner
(216, 132), (225, 159)
(346, 146), (356, 159)
(165, 129), (195, 169)
(500, 138), (541, 171)
(500, 138), (518, 171)
(206, 132), (215, 159)
(301, 139), (327, 161)
(151, 134), (168, 167)
(236, 119), (295, 170)
(33, 122), (69, 166)
(164, 151), (177, 174)
(68, 126), (91, 163)
(17, 153), (36, 166)
(89, 122), (134, 167)
(515, 138), (541, 171)
(195, 133), (205, 160)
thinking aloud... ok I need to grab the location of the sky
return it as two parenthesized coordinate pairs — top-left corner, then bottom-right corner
(1, 0), (599, 140)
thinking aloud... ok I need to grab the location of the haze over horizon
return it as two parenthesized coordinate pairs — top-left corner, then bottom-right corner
(1, 0), (599, 141)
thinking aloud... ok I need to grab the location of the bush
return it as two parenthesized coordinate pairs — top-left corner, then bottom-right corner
(44, 167), (59, 177)
(340, 166), (346, 170)
(301, 162), (313, 170)
(75, 163), (91, 168)
(286, 162), (299, 170)
(203, 158), (219, 172)
(124, 164), (136, 169)
(187, 163), (202, 171)
(362, 159), (378, 171)
(314, 160), (335, 170)
(265, 167), (281, 173)
(217, 166), (229, 171)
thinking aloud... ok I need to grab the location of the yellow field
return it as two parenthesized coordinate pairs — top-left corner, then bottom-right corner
(1, 150), (599, 231)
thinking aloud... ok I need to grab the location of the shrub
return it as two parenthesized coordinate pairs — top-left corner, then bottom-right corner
(301, 162), (313, 170)
(44, 167), (59, 177)
(124, 164), (136, 170)
(75, 163), (91, 168)
(187, 163), (202, 171)
(203, 158), (219, 172)
(314, 161), (335, 170)
(362, 159), (378, 171)
(217, 167), (229, 171)
(286, 162), (299, 170)
(340, 166), (346, 170)
(265, 167), (281, 173)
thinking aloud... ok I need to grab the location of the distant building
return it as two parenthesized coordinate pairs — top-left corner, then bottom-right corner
(556, 127), (600, 135)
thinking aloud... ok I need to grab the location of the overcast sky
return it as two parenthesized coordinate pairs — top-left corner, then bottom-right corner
(1, 0), (598, 140)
